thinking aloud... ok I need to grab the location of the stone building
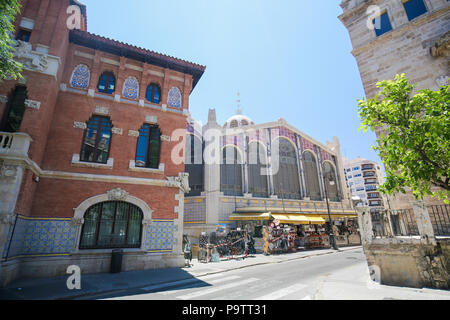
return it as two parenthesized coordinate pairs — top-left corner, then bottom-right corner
(183, 108), (356, 240)
(0, 0), (205, 286)
(339, 0), (449, 209)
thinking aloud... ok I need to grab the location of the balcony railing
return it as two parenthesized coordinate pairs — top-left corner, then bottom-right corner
(363, 172), (375, 177)
(0, 132), (32, 158)
(361, 164), (375, 171)
(365, 179), (378, 185)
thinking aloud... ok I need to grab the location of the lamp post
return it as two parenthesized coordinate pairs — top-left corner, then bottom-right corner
(322, 172), (339, 250)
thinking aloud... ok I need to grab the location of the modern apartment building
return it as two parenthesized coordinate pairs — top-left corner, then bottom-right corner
(343, 158), (386, 210)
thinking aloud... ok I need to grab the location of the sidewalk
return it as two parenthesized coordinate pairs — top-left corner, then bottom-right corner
(0, 246), (360, 300)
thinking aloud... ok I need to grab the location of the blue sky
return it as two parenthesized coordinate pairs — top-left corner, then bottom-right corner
(82, 0), (382, 165)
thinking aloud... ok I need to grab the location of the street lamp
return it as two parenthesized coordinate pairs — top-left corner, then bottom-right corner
(322, 171), (339, 250)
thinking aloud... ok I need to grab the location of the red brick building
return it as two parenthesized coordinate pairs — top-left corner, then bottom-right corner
(0, 0), (205, 286)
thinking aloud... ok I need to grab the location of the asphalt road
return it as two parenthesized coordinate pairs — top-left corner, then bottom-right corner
(88, 248), (371, 300)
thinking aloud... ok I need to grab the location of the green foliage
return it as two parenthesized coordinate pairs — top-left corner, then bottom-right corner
(0, 0), (23, 80)
(358, 74), (450, 203)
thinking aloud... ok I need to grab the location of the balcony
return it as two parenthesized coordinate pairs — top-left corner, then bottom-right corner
(367, 193), (381, 199)
(365, 179), (378, 185)
(0, 132), (32, 158)
(369, 201), (383, 207)
(363, 172), (375, 178)
(361, 164), (375, 171)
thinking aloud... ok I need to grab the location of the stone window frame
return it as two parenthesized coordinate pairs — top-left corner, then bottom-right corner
(72, 190), (153, 254)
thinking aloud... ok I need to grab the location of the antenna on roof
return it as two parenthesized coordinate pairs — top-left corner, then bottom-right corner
(236, 91), (242, 115)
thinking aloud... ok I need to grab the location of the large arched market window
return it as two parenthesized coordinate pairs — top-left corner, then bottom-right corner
(322, 161), (339, 202)
(79, 201), (143, 249)
(302, 151), (321, 201)
(272, 138), (301, 200)
(247, 141), (269, 198)
(221, 146), (243, 196)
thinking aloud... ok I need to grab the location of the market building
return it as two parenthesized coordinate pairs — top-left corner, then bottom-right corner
(0, 0), (205, 286)
(183, 108), (361, 253)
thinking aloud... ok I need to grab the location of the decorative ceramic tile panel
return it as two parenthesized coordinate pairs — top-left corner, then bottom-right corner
(302, 139), (315, 153)
(271, 127), (296, 145)
(4, 217), (77, 259)
(184, 201), (206, 222)
(70, 64), (90, 89)
(122, 77), (139, 100)
(247, 128), (266, 143)
(143, 220), (177, 252)
(167, 87), (182, 108)
(320, 149), (333, 162)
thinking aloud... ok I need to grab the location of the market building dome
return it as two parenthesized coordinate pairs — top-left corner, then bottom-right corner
(223, 114), (255, 128)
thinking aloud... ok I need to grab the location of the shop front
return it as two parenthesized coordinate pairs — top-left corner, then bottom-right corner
(229, 212), (361, 254)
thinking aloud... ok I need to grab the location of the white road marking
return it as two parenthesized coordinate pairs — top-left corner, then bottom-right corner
(253, 283), (308, 300)
(176, 278), (259, 300)
(159, 275), (242, 295)
(141, 273), (227, 292)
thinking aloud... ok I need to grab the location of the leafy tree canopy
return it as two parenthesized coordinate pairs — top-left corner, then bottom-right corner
(358, 74), (449, 203)
(0, 0), (23, 80)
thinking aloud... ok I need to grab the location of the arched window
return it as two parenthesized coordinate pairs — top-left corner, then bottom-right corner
(146, 84), (161, 104)
(97, 72), (116, 94)
(272, 138), (301, 200)
(0, 85), (27, 133)
(70, 64), (90, 89)
(322, 161), (339, 202)
(185, 134), (204, 196)
(248, 142), (268, 198)
(136, 123), (161, 169)
(80, 115), (112, 164)
(79, 201), (143, 249)
(230, 120), (238, 128)
(302, 151), (321, 200)
(221, 146), (243, 196)
(122, 77), (139, 100)
(167, 87), (182, 108)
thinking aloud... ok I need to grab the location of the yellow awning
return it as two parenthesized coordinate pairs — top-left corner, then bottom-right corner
(229, 212), (271, 221)
(271, 214), (326, 225)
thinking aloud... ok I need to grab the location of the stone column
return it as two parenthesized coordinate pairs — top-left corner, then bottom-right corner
(411, 200), (436, 245)
(203, 109), (222, 233)
(356, 206), (373, 246)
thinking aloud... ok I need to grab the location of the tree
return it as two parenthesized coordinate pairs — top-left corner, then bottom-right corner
(0, 0), (23, 80)
(358, 74), (449, 203)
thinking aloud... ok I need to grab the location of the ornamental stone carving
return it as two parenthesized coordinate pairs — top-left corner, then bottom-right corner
(25, 99), (41, 110)
(107, 188), (129, 201)
(0, 164), (17, 180)
(94, 106), (109, 116)
(436, 75), (449, 87)
(430, 31), (450, 58)
(161, 135), (171, 142)
(128, 130), (140, 137)
(73, 121), (87, 129)
(0, 213), (16, 226)
(70, 217), (84, 227)
(166, 172), (190, 193)
(13, 40), (49, 72)
(111, 127), (123, 135)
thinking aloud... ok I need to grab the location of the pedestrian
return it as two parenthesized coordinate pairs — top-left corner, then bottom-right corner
(183, 236), (192, 267)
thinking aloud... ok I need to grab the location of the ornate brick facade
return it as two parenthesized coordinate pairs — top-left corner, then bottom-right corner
(0, 0), (205, 286)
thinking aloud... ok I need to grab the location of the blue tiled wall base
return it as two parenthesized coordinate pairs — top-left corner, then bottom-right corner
(4, 217), (77, 260)
(144, 221), (177, 253)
